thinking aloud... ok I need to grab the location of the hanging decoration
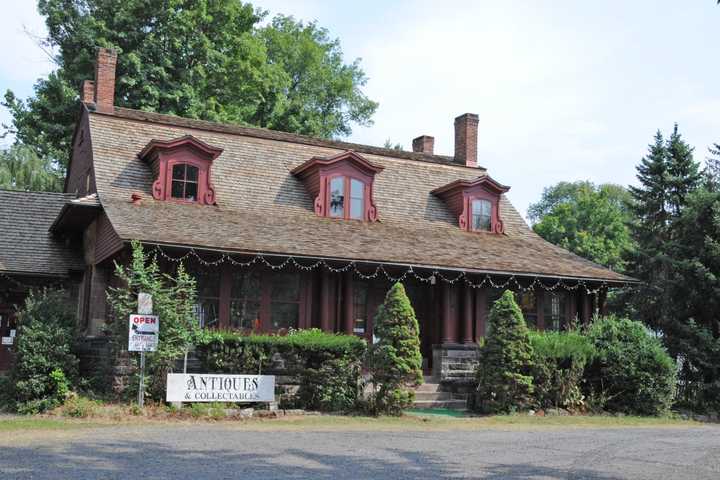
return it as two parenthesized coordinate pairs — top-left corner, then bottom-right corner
(148, 245), (632, 295)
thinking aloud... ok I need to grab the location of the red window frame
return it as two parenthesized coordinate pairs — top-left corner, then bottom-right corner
(326, 174), (368, 221)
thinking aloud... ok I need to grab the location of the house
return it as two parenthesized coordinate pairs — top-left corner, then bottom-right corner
(0, 49), (633, 379)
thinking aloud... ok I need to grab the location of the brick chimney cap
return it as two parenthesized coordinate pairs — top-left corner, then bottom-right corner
(455, 113), (479, 122)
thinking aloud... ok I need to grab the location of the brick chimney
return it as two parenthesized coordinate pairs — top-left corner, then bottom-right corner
(412, 135), (434, 155)
(82, 47), (117, 111)
(454, 113), (479, 167)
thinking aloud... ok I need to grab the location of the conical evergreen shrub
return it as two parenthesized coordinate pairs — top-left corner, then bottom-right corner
(367, 282), (423, 415)
(475, 290), (534, 413)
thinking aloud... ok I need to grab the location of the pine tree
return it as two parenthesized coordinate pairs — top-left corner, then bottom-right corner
(705, 143), (720, 191)
(626, 131), (672, 331)
(475, 290), (534, 413)
(665, 124), (701, 216)
(367, 282), (423, 415)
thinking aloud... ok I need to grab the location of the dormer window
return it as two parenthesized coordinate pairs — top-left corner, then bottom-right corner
(292, 151), (383, 222)
(139, 135), (223, 205)
(432, 175), (510, 234)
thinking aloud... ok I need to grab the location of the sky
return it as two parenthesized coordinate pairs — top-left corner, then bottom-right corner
(1, 1), (718, 216)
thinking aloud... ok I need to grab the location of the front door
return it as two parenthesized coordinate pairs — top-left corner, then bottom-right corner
(0, 309), (17, 371)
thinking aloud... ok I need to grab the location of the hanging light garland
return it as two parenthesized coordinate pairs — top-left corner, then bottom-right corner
(0, 271), (67, 292)
(148, 244), (632, 295)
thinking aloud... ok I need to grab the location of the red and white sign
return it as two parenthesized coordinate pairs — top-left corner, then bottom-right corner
(128, 314), (159, 352)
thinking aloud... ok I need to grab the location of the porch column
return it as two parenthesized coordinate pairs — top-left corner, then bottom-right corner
(320, 269), (333, 332)
(342, 271), (354, 335)
(474, 288), (487, 340)
(218, 264), (231, 329)
(441, 283), (458, 344)
(461, 285), (473, 344)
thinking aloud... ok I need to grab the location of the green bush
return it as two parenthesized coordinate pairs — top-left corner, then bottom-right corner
(61, 394), (101, 418)
(585, 316), (677, 416)
(475, 290), (534, 414)
(196, 329), (366, 412)
(366, 283), (423, 416)
(529, 330), (595, 411)
(11, 289), (78, 414)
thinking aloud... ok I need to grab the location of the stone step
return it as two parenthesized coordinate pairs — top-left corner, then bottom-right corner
(413, 391), (454, 401)
(415, 382), (442, 393)
(412, 399), (468, 410)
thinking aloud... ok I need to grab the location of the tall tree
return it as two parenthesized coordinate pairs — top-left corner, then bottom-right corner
(3, 0), (378, 173)
(0, 144), (63, 192)
(665, 124), (701, 216)
(528, 181), (633, 272)
(705, 142), (720, 190)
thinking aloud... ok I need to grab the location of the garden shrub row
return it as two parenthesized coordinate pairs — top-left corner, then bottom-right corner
(477, 291), (677, 416)
(195, 329), (367, 412)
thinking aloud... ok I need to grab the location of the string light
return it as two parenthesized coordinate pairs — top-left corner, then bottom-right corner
(148, 245), (626, 295)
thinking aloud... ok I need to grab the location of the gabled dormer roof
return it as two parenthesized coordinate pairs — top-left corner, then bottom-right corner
(138, 134), (223, 162)
(291, 150), (384, 178)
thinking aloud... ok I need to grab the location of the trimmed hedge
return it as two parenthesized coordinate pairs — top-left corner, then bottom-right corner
(195, 329), (366, 412)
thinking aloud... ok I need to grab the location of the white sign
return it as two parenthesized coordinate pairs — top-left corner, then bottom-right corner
(128, 314), (159, 352)
(166, 374), (275, 403)
(138, 293), (153, 315)
(9, 329), (16, 337)
(1, 336), (12, 346)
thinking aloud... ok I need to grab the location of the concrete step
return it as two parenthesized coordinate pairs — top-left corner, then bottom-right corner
(412, 399), (468, 410)
(414, 391), (454, 401)
(415, 383), (441, 393)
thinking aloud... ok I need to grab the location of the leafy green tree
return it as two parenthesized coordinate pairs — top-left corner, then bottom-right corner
(0, 145), (63, 192)
(11, 289), (78, 413)
(705, 142), (720, 190)
(475, 290), (534, 413)
(367, 282), (423, 415)
(528, 181), (633, 271)
(107, 241), (200, 399)
(3, 0), (378, 172)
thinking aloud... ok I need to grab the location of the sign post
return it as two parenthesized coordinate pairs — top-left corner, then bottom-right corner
(128, 293), (158, 409)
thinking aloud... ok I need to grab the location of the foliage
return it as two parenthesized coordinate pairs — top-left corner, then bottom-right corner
(528, 181), (634, 272)
(107, 240), (201, 400)
(60, 394), (101, 418)
(584, 316), (676, 416)
(11, 289), (78, 414)
(366, 283), (423, 416)
(0, 145), (63, 192)
(529, 330), (595, 411)
(706, 142), (720, 189)
(196, 329), (366, 412)
(475, 290), (534, 414)
(3, 0), (377, 172)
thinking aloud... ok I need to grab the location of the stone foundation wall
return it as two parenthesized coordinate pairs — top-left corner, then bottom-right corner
(432, 343), (479, 392)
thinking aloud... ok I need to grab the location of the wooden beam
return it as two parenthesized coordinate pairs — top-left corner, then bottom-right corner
(342, 271), (354, 334)
(461, 285), (473, 343)
(320, 270), (333, 332)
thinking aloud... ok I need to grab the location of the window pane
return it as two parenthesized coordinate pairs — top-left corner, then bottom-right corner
(471, 199), (492, 231)
(543, 292), (567, 331)
(515, 291), (537, 329)
(350, 179), (364, 220)
(353, 282), (369, 334)
(230, 300), (260, 330)
(186, 165), (199, 182)
(271, 272), (300, 302)
(194, 298), (219, 328)
(230, 270), (261, 300)
(171, 180), (184, 199)
(270, 303), (299, 330)
(184, 182), (198, 201)
(194, 268), (221, 298)
(329, 176), (345, 218)
(172, 164), (185, 180)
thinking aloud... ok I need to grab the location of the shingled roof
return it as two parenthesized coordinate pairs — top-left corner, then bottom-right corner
(0, 190), (84, 277)
(85, 106), (633, 284)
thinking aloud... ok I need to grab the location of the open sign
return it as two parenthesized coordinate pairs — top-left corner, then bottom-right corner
(128, 314), (159, 352)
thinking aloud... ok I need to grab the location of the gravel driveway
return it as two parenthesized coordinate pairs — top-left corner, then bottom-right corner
(1, 424), (719, 479)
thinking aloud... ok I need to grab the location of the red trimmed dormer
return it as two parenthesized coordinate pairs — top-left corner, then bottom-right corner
(432, 175), (510, 234)
(291, 151), (384, 222)
(139, 135), (223, 205)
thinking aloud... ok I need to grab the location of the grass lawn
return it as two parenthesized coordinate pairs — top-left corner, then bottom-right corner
(0, 412), (705, 434)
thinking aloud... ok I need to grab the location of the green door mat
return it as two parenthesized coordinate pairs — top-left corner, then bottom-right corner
(405, 408), (467, 418)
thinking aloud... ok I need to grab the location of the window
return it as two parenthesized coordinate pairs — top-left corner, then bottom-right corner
(515, 291), (538, 329)
(544, 291), (568, 331)
(171, 164), (199, 201)
(191, 266), (221, 328)
(230, 270), (261, 330)
(270, 272), (301, 330)
(327, 176), (367, 220)
(353, 281), (369, 334)
(471, 199), (492, 231)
